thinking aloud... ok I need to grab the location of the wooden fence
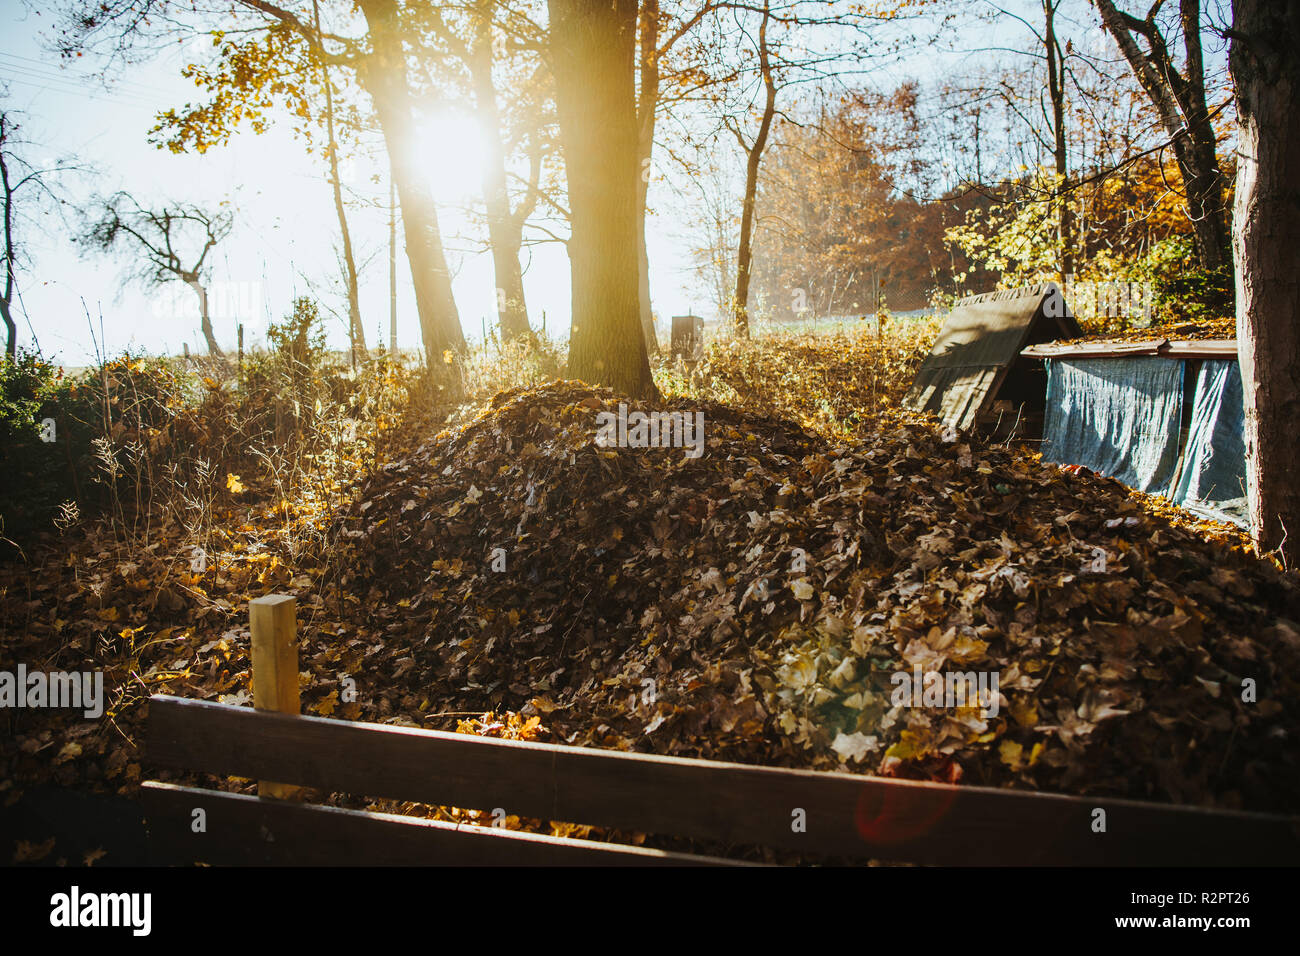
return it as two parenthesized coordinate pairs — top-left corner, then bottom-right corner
(141, 595), (1300, 866)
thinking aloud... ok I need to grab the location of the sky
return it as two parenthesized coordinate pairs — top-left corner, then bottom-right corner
(0, 0), (1228, 366)
(0, 1), (701, 365)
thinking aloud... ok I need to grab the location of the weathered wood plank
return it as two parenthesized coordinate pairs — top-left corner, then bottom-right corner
(147, 695), (1300, 865)
(141, 782), (744, 866)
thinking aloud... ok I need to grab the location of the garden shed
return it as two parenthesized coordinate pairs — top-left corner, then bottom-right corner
(1020, 338), (1246, 527)
(904, 283), (1082, 436)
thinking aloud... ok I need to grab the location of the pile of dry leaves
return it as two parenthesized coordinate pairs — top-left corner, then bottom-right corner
(330, 380), (1299, 814)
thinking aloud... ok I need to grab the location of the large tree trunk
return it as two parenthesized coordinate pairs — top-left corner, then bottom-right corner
(470, 2), (531, 343)
(358, 0), (465, 381)
(732, 1), (776, 339)
(635, 0), (660, 355)
(1230, 0), (1300, 563)
(549, 0), (657, 399)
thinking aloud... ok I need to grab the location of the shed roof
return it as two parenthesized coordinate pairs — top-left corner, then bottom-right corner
(904, 283), (1082, 429)
(1021, 338), (1238, 360)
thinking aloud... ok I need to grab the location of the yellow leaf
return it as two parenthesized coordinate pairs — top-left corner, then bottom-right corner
(1028, 741), (1045, 767)
(884, 729), (931, 761)
(998, 739), (1024, 770)
(226, 473), (245, 493)
(1009, 699), (1038, 728)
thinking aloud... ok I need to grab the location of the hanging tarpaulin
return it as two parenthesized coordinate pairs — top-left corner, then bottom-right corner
(1042, 357), (1184, 495)
(1172, 360), (1248, 526)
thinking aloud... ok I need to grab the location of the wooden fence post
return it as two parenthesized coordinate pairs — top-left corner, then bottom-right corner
(250, 594), (301, 799)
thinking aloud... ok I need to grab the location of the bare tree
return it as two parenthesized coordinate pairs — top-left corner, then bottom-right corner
(311, 0), (366, 364)
(80, 191), (233, 362)
(419, 0), (552, 344)
(1043, 0), (1072, 280)
(0, 107), (78, 359)
(1229, 0), (1300, 563)
(58, 0), (467, 381)
(632, 0), (733, 352)
(728, 0), (776, 339)
(1095, 0), (1230, 270)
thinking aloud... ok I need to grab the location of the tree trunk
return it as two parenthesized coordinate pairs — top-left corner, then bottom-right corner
(0, 293), (15, 360)
(358, 0), (465, 382)
(470, 2), (532, 343)
(2, 120), (16, 360)
(732, 1), (776, 339)
(635, 0), (660, 355)
(1044, 0), (1072, 281)
(1230, 0), (1300, 563)
(549, 0), (657, 399)
(313, 0), (366, 363)
(1178, 0), (1229, 271)
(186, 279), (225, 359)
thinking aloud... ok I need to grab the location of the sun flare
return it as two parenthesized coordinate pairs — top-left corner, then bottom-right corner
(410, 109), (491, 203)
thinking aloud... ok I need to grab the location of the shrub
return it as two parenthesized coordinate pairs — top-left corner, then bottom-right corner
(1133, 236), (1234, 323)
(0, 349), (187, 549)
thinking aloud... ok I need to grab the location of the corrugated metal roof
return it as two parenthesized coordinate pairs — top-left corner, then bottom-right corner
(904, 283), (1083, 429)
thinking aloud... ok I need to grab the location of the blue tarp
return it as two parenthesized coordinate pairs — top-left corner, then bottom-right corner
(1042, 357), (1185, 495)
(1171, 360), (1248, 526)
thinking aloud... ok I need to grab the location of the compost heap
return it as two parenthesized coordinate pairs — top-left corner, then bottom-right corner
(333, 381), (1300, 813)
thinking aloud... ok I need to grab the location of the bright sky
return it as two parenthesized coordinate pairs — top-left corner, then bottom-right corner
(0, 2), (707, 365)
(0, 0), (1228, 366)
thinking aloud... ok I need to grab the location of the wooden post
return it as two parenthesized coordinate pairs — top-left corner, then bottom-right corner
(250, 594), (301, 799)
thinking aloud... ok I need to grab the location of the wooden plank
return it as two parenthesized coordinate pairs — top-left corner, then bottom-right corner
(249, 594), (301, 800)
(148, 696), (1300, 865)
(1021, 340), (1168, 359)
(1164, 339), (1239, 359)
(140, 782), (744, 866)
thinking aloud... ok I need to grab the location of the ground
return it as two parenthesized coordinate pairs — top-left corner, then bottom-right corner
(2, 325), (1296, 865)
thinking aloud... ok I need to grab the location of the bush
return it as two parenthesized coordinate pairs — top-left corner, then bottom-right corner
(0, 349), (64, 545)
(0, 349), (187, 549)
(1134, 236), (1234, 323)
